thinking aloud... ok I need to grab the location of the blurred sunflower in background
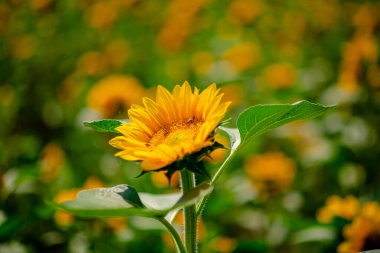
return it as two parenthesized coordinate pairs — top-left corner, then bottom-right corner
(244, 152), (296, 197)
(338, 202), (380, 253)
(87, 75), (144, 118)
(39, 142), (66, 183)
(317, 197), (380, 253)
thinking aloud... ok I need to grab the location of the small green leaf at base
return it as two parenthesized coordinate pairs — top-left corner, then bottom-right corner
(237, 100), (334, 148)
(83, 120), (123, 133)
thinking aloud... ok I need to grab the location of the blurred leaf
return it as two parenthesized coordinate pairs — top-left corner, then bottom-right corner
(83, 120), (123, 133)
(292, 226), (336, 243)
(237, 100), (333, 148)
(51, 183), (213, 218)
(0, 217), (23, 240)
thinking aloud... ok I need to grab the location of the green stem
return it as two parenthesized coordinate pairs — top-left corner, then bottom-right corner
(196, 127), (240, 217)
(157, 217), (187, 253)
(196, 147), (238, 217)
(180, 169), (197, 253)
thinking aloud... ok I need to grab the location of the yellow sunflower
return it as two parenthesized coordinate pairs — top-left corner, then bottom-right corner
(109, 81), (231, 171)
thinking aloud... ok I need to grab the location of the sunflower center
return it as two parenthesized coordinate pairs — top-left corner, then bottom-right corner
(148, 120), (203, 148)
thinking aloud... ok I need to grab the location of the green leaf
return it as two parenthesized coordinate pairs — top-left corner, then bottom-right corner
(83, 120), (123, 133)
(117, 186), (145, 208)
(198, 102), (332, 216)
(50, 183), (213, 218)
(173, 183), (213, 209)
(50, 185), (164, 217)
(236, 100), (333, 147)
(219, 127), (240, 153)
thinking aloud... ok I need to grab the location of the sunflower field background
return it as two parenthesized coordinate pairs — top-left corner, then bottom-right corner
(1, 0), (380, 252)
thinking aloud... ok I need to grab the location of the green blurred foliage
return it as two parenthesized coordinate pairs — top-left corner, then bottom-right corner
(1, 0), (380, 252)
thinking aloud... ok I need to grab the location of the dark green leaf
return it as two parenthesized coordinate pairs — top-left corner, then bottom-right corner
(83, 120), (123, 133)
(117, 185), (145, 208)
(186, 162), (211, 180)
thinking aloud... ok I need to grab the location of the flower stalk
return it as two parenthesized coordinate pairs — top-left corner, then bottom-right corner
(157, 217), (187, 253)
(196, 146), (237, 216)
(180, 169), (197, 253)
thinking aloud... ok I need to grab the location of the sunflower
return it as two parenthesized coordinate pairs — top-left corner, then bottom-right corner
(87, 75), (143, 118)
(244, 152), (296, 196)
(109, 81), (231, 172)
